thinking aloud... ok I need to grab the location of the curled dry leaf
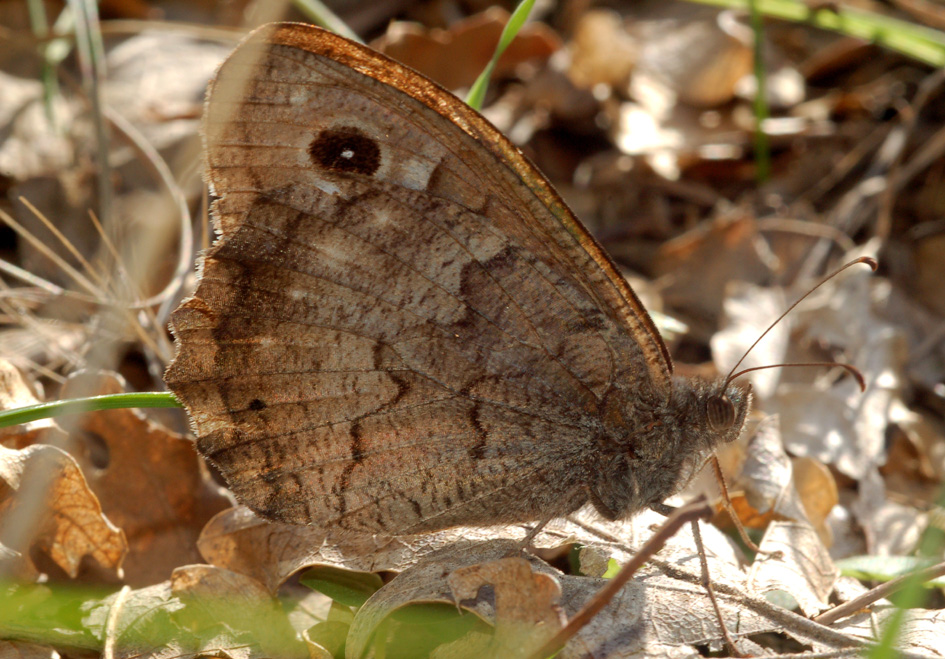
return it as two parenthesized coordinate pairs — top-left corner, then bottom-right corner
(59, 371), (230, 585)
(447, 558), (565, 657)
(792, 456), (839, 535)
(732, 414), (838, 544)
(83, 565), (305, 659)
(197, 506), (327, 593)
(0, 444), (126, 578)
(748, 521), (839, 617)
(197, 504), (588, 593)
(346, 540), (559, 658)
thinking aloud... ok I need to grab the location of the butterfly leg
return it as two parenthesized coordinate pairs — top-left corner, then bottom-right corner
(514, 513), (559, 553)
(652, 502), (745, 656)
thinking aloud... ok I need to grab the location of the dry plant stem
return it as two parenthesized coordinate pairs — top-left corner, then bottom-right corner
(813, 559), (945, 625)
(0, 208), (99, 295)
(876, 67), (945, 241)
(525, 500), (713, 659)
(652, 559), (867, 650)
(690, 517), (745, 657)
(711, 456), (762, 553)
(766, 651), (893, 659)
(755, 218), (856, 254)
(102, 106), (194, 315)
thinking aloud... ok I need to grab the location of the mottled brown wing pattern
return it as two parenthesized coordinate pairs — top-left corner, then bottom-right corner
(165, 23), (673, 536)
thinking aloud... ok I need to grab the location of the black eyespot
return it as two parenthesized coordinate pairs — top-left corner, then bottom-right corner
(248, 398), (266, 411)
(309, 127), (381, 176)
(707, 394), (735, 431)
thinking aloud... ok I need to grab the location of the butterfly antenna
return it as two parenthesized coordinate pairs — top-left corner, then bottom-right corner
(722, 256), (877, 391)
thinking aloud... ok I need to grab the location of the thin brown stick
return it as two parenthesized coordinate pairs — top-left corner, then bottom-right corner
(813, 559), (945, 626)
(526, 500), (713, 659)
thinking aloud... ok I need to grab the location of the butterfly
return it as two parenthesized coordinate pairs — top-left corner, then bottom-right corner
(164, 22), (751, 539)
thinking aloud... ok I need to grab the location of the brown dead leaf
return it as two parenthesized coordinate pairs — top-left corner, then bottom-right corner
(634, 14), (753, 108)
(0, 443), (126, 578)
(59, 371), (230, 585)
(198, 505), (580, 593)
(373, 7), (560, 91)
(792, 456), (839, 534)
(447, 558), (565, 657)
(346, 540), (558, 658)
(197, 506), (328, 593)
(567, 10), (637, 90)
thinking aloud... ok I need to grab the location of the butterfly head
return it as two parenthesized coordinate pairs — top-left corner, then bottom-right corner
(698, 377), (752, 447)
(706, 385), (747, 435)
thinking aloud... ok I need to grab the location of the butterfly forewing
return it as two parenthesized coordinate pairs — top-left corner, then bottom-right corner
(166, 23), (674, 536)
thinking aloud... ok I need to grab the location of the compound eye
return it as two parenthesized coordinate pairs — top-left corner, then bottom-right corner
(707, 394), (735, 431)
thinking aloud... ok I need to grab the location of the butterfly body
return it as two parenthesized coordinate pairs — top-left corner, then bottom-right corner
(165, 23), (750, 539)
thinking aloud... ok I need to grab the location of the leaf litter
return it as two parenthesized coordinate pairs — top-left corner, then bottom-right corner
(0, 1), (943, 658)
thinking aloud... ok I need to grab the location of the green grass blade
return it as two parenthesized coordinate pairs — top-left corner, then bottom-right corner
(466, 0), (536, 110)
(0, 392), (182, 428)
(687, 0), (945, 67)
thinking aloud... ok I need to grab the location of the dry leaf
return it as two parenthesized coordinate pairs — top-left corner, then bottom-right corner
(836, 606), (945, 657)
(792, 456), (839, 535)
(373, 7), (560, 91)
(59, 371), (229, 585)
(104, 32), (230, 155)
(656, 214), (772, 342)
(567, 10), (637, 89)
(734, 414), (839, 545)
(634, 15), (752, 108)
(0, 72), (80, 181)
(346, 540), (560, 657)
(711, 281), (790, 400)
(748, 520), (839, 616)
(197, 505), (587, 593)
(0, 444), (126, 578)
(447, 558), (565, 657)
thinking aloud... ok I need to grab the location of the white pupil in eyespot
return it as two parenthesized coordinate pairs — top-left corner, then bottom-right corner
(341, 148), (355, 159)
